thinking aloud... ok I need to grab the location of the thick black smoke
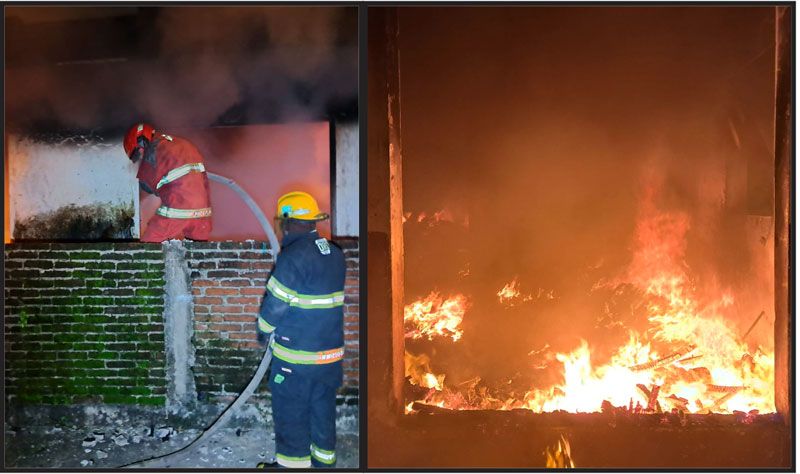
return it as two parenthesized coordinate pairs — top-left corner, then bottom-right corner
(5, 6), (357, 133)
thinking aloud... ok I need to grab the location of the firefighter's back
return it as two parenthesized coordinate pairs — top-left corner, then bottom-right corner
(154, 135), (212, 210)
(272, 232), (346, 386)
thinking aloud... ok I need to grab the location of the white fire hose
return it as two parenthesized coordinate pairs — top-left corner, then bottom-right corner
(121, 172), (279, 468)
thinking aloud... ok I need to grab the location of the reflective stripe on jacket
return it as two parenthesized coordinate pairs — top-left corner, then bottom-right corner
(156, 162), (206, 190)
(136, 135), (212, 223)
(270, 341), (344, 365)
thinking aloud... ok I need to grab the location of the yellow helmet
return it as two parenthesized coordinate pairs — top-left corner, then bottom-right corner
(276, 191), (329, 221)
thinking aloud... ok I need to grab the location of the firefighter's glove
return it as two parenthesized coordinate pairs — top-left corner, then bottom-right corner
(257, 330), (269, 348)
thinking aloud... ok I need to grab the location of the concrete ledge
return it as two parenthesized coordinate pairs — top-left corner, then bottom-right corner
(6, 402), (359, 434)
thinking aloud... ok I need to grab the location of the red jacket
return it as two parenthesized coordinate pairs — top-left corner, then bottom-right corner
(136, 134), (211, 214)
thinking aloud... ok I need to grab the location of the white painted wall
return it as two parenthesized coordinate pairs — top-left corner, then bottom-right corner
(8, 135), (140, 238)
(333, 121), (359, 237)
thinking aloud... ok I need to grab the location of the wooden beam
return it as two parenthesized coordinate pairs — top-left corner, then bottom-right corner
(367, 6), (406, 424)
(772, 5), (792, 428)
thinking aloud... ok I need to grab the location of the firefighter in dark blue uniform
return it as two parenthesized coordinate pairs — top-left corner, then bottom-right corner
(256, 191), (345, 468)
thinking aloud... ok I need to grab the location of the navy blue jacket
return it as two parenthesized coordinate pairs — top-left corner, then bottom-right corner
(258, 230), (346, 387)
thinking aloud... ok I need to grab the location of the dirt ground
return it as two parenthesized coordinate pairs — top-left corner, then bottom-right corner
(5, 414), (359, 469)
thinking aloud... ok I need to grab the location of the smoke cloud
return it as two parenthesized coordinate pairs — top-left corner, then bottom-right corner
(398, 7), (777, 388)
(5, 6), (357, 132)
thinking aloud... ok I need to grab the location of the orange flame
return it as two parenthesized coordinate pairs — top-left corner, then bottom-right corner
(405, 187), (775, 414)
(406, 209), (469, 228)
(405, 350), (446, 390)
(404, 292), (468, 342)
(497, 278), (552, 306)
(497, 278), (525, 305)
(545, 435), (575, 468)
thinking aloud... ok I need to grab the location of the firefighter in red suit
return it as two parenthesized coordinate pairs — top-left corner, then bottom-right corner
(123, 123), (213, 242)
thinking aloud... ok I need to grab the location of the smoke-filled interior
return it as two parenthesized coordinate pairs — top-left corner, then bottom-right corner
(4, 6), (357, 241)
(400, 7), (777, 415)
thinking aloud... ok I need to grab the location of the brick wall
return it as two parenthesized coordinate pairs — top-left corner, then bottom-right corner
(4, 243), (167, 405)
(4, 238), (360, 407)
(188, 238), (359, 404)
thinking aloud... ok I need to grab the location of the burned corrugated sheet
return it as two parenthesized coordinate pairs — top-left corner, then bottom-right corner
(13, 203), (135, 241)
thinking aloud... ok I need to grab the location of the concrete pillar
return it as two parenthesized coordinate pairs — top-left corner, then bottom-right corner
(772, 5), (792, 427)
(332, 120), (360, 238)
(367, 6), (405, 425)
(162, 240), (198, 413)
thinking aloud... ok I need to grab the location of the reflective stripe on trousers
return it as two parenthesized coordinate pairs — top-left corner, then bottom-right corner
(275, 453), (311, 468)
(270, 367), (337, 469)
(311, 443), (336, 465)
(155, 206), (212, 219)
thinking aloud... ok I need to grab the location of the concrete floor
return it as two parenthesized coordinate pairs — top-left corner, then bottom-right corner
(368, 410), (792, 469)
(5, 416), (359, 469)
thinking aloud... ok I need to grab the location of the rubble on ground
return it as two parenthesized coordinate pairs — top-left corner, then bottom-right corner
(4, 407), (359, 469)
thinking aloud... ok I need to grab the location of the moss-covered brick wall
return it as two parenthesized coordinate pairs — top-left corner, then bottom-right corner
(188, 239), (359, 405)
(4, 239), (360, 408)
(4, 243), (166, 405)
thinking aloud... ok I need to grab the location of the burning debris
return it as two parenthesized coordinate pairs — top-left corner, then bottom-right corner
(403, 179), (775, 415)
(404, 292), (468, 342)
(405, 351), (445, 392)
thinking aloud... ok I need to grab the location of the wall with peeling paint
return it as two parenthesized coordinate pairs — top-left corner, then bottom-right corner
(7, 122), (347, 242)
(8, 135), (139, 240)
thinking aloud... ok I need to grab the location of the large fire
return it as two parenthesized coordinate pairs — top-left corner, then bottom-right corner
(404, 187), (775, 415)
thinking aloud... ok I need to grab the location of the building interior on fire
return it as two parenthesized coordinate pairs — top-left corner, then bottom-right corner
(368, 5), (792, 469)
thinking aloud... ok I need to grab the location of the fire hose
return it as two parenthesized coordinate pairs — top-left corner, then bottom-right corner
(121, 172), (279, 468)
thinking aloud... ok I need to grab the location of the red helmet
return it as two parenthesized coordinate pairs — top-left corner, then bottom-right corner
(123, 123), (156, 159)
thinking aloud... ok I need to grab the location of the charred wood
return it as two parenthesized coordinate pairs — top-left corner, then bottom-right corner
(630, 345), (696, 371)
